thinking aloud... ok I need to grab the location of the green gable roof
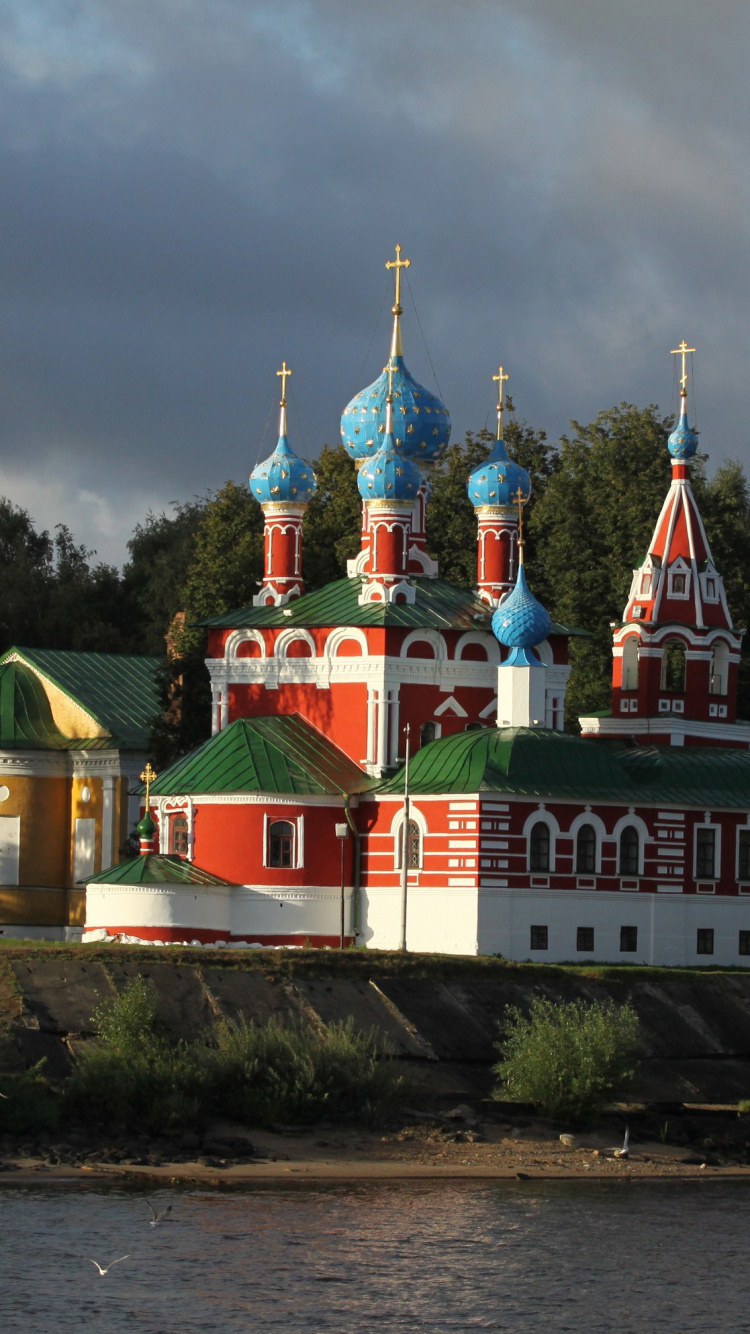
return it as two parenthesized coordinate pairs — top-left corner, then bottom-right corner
(0, 648), (162, 749)
(377, 726), (750, 809)
(145, 714), (372, 798)
(0, 660), (71, 750)
(199, 575), (587, 637)
(85, 853), (234, 886)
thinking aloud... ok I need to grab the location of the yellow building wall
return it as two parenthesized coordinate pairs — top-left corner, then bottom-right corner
(0, 773), (70, 926)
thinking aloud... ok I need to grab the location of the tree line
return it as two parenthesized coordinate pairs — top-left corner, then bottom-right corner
(2, 403), (748, 760)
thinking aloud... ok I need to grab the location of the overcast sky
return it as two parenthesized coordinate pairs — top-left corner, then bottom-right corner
(1, 0), (748, 566)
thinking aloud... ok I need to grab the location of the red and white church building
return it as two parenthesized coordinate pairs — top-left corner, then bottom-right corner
(84, 268), (750, 965)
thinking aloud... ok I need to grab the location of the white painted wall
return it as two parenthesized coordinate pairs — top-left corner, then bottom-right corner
(0, 816), (20, 885)
(73, 817), (96, 883)
(231, 886), (351, 941)
(361, 884), (479, 954)
(85, 884), (232, 935)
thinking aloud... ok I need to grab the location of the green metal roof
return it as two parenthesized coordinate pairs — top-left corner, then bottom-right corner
(0, 660), (71, 750)
(145, 714), (372, 797)
(199, 576), (587, 637)
(0, 647), (162, 749)
(84, 854), (234, 886)
(377, 726), (750, 809)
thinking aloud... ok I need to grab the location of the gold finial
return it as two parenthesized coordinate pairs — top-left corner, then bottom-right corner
(385, 358), (395, 399)
(140, 762), (157, 806)
(492, 365), (510, 439)
(386, 244), (411, 358)
(276, 360), (292, 405)
(384, 358), (396, 435)
(513, 485), (527, 564)
(670, 340), (695, 398)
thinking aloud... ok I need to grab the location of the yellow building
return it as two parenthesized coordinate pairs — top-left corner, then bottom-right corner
(0, 647), (161, 939)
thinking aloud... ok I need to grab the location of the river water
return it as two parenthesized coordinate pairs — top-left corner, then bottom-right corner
(0, 1180), (748, 1333)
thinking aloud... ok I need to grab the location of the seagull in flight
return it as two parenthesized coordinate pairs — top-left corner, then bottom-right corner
(147, 1200), (173, 1227)
(89, 1256), (129, 1277)
(614, 1126), (630, 1159)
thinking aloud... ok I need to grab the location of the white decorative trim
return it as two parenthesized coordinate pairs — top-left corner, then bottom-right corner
(567, 811), (607, 874)
(224, 629), (267, 661)
(434, 695), (468, 718)
(455, 631), (500, 664)
(275, 627), (316, 660)
(400, 629), (446, 661)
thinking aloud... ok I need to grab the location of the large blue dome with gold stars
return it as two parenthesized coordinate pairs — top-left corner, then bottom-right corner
(341, 355), (450, 465)
(357, 429), (422, 503)
(668, 408), (698, 460)
(467, 437), (530, 509)
(491, 564), (551, 649)
(250, 434), (317, 506)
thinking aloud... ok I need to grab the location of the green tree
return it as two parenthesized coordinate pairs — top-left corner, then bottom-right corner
(302, 445), (361, 589)
(493, 996), (642, 1123)
(698, 461), (750, 718)
(529, 404), (675, 721)
(123, 500), (208, 655)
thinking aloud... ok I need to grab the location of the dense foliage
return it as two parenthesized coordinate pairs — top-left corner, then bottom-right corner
(2, 398), (750, 758)
(493, 995), (642, 1123)
(64, 977), (404, 1133)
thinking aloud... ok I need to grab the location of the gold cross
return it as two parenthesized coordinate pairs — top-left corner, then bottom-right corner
(276, 360), (292, 403)
(385, 244), (411, 309)
(492, 365), (509, 410)
(513, 484), (528, 559)
(670, 340), (696, 393)
(140, 762), (157, 805)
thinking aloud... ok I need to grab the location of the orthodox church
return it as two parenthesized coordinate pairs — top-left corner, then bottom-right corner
(84, 254), (750, 966)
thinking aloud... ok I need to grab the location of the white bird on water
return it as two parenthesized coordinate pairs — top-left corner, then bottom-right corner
(147, 1200), (173, 1227)
(89, 1256), (129, 1277)
(614, 1126), (630, 1159)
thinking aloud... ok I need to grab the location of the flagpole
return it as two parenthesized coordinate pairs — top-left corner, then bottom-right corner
(399, 724), (411, 952)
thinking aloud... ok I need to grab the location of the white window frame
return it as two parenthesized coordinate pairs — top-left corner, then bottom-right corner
(667, 559), (691, 600)
(263, 813), (304, 869)
(612, 813), (648, 877)
(693, 821), (719, 882)
(523, 809), (559, 873)
(391, 806), (427, 871)
(568, 811), (607, 875)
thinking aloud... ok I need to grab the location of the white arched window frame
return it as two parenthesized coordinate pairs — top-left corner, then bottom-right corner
(399, 629), (447, 661)
(621, 636), (639, 692)
(224, 629), (267, 662)
(274, 628), (317, 660)
(567, 811), (608, 875)
(454, 631), (501, 664)
(262, 813), (305, 869)
(324, 626), (369, 662)
(390, 805), (428, 871)
(710, 640), (730, 696)
(611, 813), (649, 877)
(522, 809), (560, 873)
(535, 639), (553, 668)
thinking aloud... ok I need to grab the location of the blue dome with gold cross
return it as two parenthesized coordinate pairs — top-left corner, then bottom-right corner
(357, 425), (422, 503)
(341, 354), (451, 465)
(467, 436), (530, 509)
(491, 563), (551, 649)
(667, 406), (698, 460)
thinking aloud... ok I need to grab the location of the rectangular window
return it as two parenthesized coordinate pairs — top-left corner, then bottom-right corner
(739, 931), (750, 957)
(530, 925), (548, 951)
(696, 928), (714, 956)
(695, 827), (716, 879)
(576, 926), (594, 952)
(620, 925), (638, 953)
(738, 830), (750, 881)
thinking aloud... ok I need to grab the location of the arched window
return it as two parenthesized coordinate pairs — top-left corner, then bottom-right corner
(464, 722), (486, 732)
(619, 826), (640, 875)
(268, 819), (295, 868)
(622, 637), (639, 692)
(420, 722), (436, 747)
(529, 822), (550, 872)
(576, 823), (597, 873)
(710, 641), (729, 696)
(661, 640), (686, 693)
(170, 814), (188, 857)
(395, 818), (422, 869)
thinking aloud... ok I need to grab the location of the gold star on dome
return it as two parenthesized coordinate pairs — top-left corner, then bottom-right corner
(407, 424), (414, 433)
(432, 427), (438, 435)
(378, 424), (385, 433)
(400, 405), (407, 414)
(396, 466), (404, 476)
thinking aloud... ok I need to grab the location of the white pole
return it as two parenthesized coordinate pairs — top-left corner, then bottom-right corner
(399, 724), (411, 952)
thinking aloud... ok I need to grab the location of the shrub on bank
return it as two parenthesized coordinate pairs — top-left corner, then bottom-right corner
(0, 1062), (60, 1135)
(64, 977), (403, 1133)
(493, 995), (642, 1123)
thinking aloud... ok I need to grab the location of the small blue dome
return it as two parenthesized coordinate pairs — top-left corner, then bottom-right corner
(668, 409), (698, 460)
(491, 564), (551, 649)
(467, 437), (531, 509)
(341, 355), (450, 464)
(358, 431), (422, 503)
(250, 434), (317, 506)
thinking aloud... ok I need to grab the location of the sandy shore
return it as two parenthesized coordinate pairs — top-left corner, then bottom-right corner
(3, 1120), (750, 1185)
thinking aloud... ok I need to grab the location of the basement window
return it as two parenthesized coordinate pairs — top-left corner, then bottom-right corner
(529, 925), (548, 951)
(620, 926), (638, 953)
(576, 927), (594, 952)
(739, 931), (750, 957)
(696, 928), (714, 956)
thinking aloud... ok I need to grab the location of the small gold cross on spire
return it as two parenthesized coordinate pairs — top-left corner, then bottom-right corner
(385, 358), (396, 399)
(276, 360), (292, 404)
(140, 762), (157, 806)
(385, 244), (411, 310)
(513, 485), (527, 563)
(670, 340), (696, 395)
(493, 365), (509, 438)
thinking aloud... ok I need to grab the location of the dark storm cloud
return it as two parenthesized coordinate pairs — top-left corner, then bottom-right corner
(0, 0), (747, 561)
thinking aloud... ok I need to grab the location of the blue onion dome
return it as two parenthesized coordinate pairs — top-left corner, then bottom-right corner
(358, 427), (422, 503)
(467, 437), (531, 509)
(491, 563), (551, 648)
(668, 402), (698, 460)
(341, 355), (451, 464)
(250, 433), (317, 506)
